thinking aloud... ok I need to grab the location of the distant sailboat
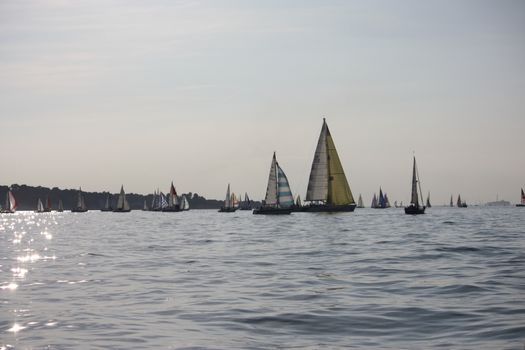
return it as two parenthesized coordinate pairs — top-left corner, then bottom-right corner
(35, 198), (45, 213)
(253, 152), (294, 215)
(142, 199), (149, 211)
(371, 193), (378, 208)
(450, 195), (454, 207)
(374, 188), (387, 209)
(517, 188), (525, 207)
(44, 196), (52, 212)
(219, 184), (238, 212)
(113, 185), (131, 212)
(405, 156), (425, 215)
(357, 194), (364, 208)
(71, 187), (88, 212)
(426, 192), (432, 208)
(163, 182), (181, 212)
(240, 192), (253, 210)
(1, 190), (17, 214)
(101, 193), (113, 212)
(180, 195), (190, 211)
(57, 199), (64, 212)
(304, 118), (356, 212)
(457, 194), (467, 208)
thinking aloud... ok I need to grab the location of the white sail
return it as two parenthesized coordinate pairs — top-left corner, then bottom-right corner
(8, 191), (17, 211)
(37, 198), (44, 212)
(58, 199), (63, 211)
(105, 194), (111, 210)
(306, 120), (328, 201)
(224, 184), (231, 208)
(184, 195), (190, 210)
(116, 185), (130, 211)
(264, 154), (278, 206)
(77, 188), (84, 209)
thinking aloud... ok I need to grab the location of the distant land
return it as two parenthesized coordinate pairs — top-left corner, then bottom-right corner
(0, 184), (242, 210)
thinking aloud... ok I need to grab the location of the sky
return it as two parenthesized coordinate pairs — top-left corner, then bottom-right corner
(1, 0), (524, 204)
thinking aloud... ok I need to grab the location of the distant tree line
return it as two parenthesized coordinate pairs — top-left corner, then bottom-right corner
(0, 184), (232, 210)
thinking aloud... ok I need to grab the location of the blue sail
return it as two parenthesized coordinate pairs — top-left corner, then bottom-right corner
(379, 188), (385, 208)
(277, 164), (294, 207)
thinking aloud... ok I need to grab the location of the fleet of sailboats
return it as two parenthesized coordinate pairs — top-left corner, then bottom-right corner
(253, 152), (294, 215)
(303, 118), (356, 212)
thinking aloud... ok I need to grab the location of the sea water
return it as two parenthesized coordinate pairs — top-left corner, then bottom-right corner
(1, 207), (524, 349)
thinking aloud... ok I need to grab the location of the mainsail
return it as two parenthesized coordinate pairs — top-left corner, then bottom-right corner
(224, 184), (232, 208)
(410, 157), (419, 207)
(521, 188), (525, 205)
(36, 198), (44, 212)
(264, 154), (278, 206)
(357, 194), (364, 208)
(116, 185), (130, 211)
(306, 119), (354, 205)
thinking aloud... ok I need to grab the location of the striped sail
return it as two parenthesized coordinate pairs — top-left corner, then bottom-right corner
(326, 126), (354, 205)
(306, 120), (328, 201)
(264, 154), (278, 206)
(277, 163), (294, 207)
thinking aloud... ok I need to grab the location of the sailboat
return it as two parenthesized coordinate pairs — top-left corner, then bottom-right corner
(71, 187), (88, 212)
(371, 193), (378, 208)
(426, 192), (432, 208)
(357, 194), (364, 208)
(405, 156), (426, 215)
(35, 198), (45, 213)
(304, 118), (356, 212)
(113, 185), (131, 212)
(450, 195), (454, 207)
(374, 187), (387, 209)
(240, 193), (253, 210)
(180, 195), (190, 211)
(219, 184), (238, 212)
(101, 193), (113, 211)
(457, 195), (467, 208)
(517, 188), (525, 207)
(163, 182), (181, 212)
(57, 199), (64, 212)
(44, 196), (52, 212)
(1, 190), (17, 214)
(253, 152), (294, 215)
(142, 199), (149, 211)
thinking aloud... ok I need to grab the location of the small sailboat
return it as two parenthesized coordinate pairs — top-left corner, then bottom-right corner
(450, 195), (454, 207)
(374, 188), (387, 209)
(517, 188), (525, 207)
(142, 199), (149, 211)
(357, 194), (364, 208)
(219, 184), (238, 212)
(426, 192), (432, 208)
(163, 182), (181, 212)
(57, 199), (64, 212)
(239, 193), (253, 210)
(254, 152), (294, 215)
(71, 187), (88, 212)
(1, 190), (17, 214)
(101, 193), (113, 212)
(457, 194), (467, 208)
(44, 196), (52, 212)
(113, 185), (131, 212)
(371, 193), (378, 208)
(304, 118), (356, 212)
(404, 156), (426, 215)
(35, 198), (45, 213)
(180, 194), (190, 211)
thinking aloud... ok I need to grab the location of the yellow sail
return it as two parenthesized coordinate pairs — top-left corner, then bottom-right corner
(326, 129), (355, 205)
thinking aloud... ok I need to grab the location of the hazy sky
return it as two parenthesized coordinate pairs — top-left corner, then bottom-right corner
(1, 0), (524, 204)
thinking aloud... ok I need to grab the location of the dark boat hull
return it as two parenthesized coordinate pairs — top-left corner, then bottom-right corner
(113, 209), (131, 213)
(71, 208), (88, 213)
(303, 203), (356, 212)
(253, 207), (292, 215)
(162, 206), (181, 212)
(517, 204), (525, 207)
(218, 207), (238, 213)
(404, 205), (425, 215)
(100, 208), (112, 212)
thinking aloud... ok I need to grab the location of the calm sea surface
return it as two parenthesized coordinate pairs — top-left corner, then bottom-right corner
(1, 207), (524, 349)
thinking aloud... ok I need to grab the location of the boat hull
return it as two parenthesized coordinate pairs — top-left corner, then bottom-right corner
(100, 208), (113, 212)
(404, 205), (425, 215)
(516, 204), (525, 207)
(253, 207), (292, 215)
(112, 209), (131, 213)
(162, 206), (181, 212)
(218, 207), (238, 213)
(71, 208), (88, 213)
(303, 203), (356, 212)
